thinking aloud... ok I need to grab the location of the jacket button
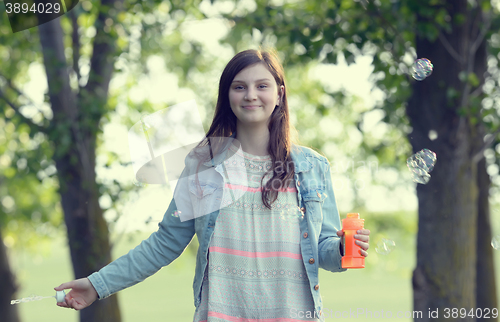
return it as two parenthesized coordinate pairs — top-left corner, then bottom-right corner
(297, 181), (301, 186)
(317, 192), (321, 198)
(303, 232), (308, 238)
(314, 284), (320, 291)
(309, 258), (315, 264)
(300, 207), (306, 213)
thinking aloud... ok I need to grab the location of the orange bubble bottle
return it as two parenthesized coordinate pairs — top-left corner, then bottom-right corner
(341, 213), (365, 269)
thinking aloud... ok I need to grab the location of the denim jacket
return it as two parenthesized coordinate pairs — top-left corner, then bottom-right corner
(88, 133), (347, 318)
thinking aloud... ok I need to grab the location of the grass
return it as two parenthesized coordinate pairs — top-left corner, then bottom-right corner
(8, 226), (500, 322)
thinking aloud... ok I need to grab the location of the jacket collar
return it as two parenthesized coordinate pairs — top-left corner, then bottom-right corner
(202, 131), (313, 173)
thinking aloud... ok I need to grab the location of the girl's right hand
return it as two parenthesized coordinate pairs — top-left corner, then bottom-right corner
(54, 278), (98, 310)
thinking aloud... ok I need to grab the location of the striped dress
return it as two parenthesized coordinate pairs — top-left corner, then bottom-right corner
(193, 144), (320, 322)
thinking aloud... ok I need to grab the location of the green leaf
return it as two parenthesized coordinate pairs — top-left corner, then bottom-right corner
(446, 87), (459, 100)
(458, 71), (467, 82)
(467, 72), (479, 87)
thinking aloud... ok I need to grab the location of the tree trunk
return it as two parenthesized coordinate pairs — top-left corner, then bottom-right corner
(408, 1), (491, 321)
(0, 229), (20, 322)
(37, 14), (121, 322)
(54, 138), (122, 322)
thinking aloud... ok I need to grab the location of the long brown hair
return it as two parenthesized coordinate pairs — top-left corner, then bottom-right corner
(193, 48), (300, 209)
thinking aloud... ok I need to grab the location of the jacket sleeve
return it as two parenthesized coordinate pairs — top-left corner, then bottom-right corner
(88, 166), (196, 299)
(317, 157), (347, 273)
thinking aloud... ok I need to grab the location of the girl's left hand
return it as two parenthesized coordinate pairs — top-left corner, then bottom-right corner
(337, 229), (371, 257)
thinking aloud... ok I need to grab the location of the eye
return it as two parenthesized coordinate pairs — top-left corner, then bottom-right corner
(234, 85), (244, 90)
(259, 84), (268, 88)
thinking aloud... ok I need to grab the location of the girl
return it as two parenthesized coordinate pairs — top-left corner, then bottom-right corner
(55, 48), (370, 321)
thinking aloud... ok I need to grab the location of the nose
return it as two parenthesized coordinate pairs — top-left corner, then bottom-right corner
(245, 87), (257, 100)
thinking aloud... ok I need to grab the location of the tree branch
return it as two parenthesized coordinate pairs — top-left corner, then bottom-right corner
(1, 74), (48, 117)
(470, 12), (491, 58)
(459, 9), (491, 113)
(438, 32), (464, 64)
(470, 83), (484, 98)
(0, 87), (47, 133)
(69, 9), (81, 85)
(84, 0), (125, 109)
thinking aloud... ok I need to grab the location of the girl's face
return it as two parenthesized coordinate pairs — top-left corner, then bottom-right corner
(229, 63), (283, 127)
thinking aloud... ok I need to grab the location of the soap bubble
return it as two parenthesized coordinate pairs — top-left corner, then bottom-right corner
(492, 235), (500, 250)
(407, 149), (437, 184)
(412, 58), (433, 81)
(375, 238), (396, 255)
(172, 210), (181, 217)
(409, 167), (431, 184)
(408, 149), (437, 173)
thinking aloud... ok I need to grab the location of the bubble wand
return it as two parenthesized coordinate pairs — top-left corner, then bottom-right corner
(11, 290), (66, 305)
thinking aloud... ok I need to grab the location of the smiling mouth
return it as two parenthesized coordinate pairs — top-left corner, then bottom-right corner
(242, 105), (260, 109)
